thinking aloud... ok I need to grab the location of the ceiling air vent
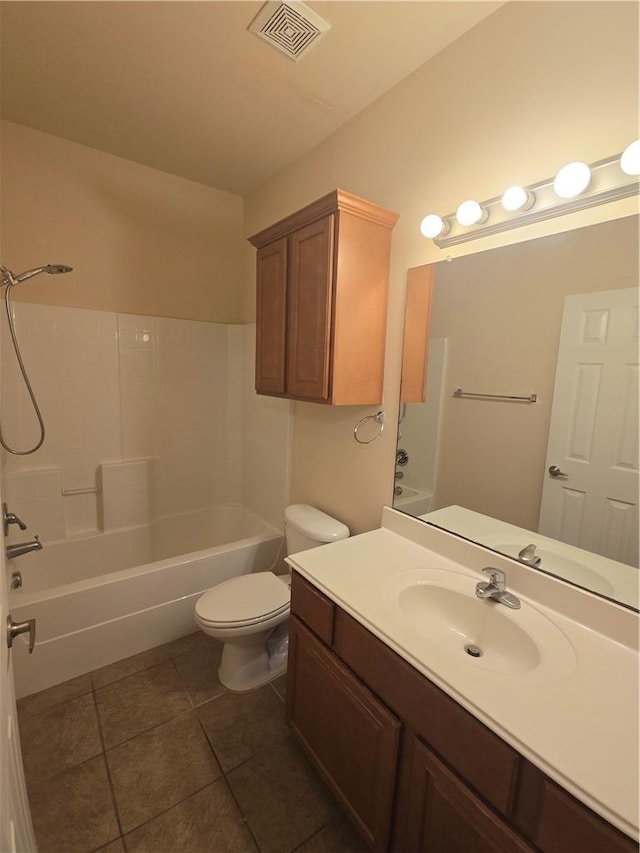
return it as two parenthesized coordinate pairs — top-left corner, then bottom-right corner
(248, 1), (331, 62)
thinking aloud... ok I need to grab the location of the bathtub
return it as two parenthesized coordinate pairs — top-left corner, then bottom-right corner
(9, 505), (284, 698)
(394, 485), (433, 518)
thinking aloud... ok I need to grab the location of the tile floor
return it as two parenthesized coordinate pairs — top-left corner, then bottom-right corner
(17, 631), (368, 853)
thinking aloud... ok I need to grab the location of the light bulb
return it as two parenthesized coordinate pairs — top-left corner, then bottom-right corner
(420, 214), (448, 238)
(456, 200), (487, 227)
(553, 161), (591, 199)
(620, 140), (640, 176)
(501, 185), (534, 212)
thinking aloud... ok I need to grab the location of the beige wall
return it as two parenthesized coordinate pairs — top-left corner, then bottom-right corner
(0, 121), (245, 323)
(244, 1), (639, 534)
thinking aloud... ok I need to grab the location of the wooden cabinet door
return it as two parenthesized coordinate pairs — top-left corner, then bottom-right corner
(287, 616), (401, 851)
(255, 238), (287, 394)
(286, 215), (334, 401)
(401, 264), (434, 403)
(532, 777), (638, 853)
(405, 738), (533, 853)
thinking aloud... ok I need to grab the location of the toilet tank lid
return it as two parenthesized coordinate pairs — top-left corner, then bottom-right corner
(284, 504), (350, 542)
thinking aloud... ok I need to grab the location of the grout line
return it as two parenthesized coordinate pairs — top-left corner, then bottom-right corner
(221, 772), (263, 853)
(269, 678), (286, 704)
(92, 679), (126, 841)
(193, 707), (225, 774)
(103, 705), (196, 753)
(91, 653), (173, 693)
(16, 682), (94, 724)
(118, 779), (221, 843)
(193, 705), (265, 852)
(289, 820), (334, 853)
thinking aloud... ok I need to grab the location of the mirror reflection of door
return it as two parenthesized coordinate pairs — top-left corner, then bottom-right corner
(394, 215), (639, 609)
(540, 288), (639, 566)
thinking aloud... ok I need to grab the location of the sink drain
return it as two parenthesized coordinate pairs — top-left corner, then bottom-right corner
(465, 644), (483, 658)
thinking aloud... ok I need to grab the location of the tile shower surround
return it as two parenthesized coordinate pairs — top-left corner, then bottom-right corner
(18, 631), (366, 853)
(1, 302), (290, 539)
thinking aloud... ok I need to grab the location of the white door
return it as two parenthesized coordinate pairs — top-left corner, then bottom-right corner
(539, 288), (639, 566)
(0, 479), (37, 845)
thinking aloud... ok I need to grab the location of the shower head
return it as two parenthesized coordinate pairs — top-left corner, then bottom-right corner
(42, 264), (73, 276)
(0, 263), (73, 286)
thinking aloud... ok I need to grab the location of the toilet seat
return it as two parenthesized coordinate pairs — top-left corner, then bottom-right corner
(195, 572), (290, 629)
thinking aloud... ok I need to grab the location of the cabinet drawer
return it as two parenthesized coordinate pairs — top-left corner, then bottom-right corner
(333, 608), (520, 815)
(290, 571), (335, 644)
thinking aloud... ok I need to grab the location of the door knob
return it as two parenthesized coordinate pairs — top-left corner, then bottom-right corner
(6, 616), (36, 654)
(548, 465), (568, 478)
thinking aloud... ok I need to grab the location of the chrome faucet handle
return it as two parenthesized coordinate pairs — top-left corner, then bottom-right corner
(481, 567), (506, 591)
(3, 503), (27, 537)
(518, 543), (542, 567)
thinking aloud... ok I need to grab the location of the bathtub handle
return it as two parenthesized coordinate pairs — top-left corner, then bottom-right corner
(7, 615), (36, 654)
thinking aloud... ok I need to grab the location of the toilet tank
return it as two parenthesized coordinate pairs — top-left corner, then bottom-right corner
(284, 504), (349, 554)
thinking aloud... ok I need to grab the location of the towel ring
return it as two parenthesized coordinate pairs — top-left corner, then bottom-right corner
(354, 411), (384, 445)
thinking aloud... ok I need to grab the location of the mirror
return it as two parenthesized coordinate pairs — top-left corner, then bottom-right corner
(394, 215), (639, 611)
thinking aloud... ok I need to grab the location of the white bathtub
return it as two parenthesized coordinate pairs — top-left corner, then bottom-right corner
(9, 505), (283, 698)
(394, 485), (433, 518)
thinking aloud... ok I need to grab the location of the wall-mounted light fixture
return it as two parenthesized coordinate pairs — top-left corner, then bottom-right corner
(420, 141), (640, 248)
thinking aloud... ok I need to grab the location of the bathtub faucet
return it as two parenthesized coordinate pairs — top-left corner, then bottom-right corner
(6, 535), (43, 560)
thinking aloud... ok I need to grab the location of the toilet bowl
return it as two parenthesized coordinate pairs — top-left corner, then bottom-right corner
(194, 504), (349, 692)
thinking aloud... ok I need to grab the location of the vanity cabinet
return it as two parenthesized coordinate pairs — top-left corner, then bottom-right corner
(248, 190), (398, 405)
(404, 738), (532, 852)
(288, 618), (401, 850)
(287, 571), (638, 853)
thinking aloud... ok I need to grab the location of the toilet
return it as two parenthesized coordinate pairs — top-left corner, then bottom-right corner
(194, 504), (349, 692)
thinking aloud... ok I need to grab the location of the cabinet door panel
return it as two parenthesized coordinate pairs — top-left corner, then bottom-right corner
(534, 777), (637, 853)
(406, 738), (533, 853)
(255, 238), (287, 394)
(287, 616), (400, 851)
(287, 216), (334, 401)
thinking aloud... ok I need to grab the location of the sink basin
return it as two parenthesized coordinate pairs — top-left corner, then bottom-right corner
(387, 568), (576, 679)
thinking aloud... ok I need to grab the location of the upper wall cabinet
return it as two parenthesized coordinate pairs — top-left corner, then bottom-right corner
(249, 190), (399, 405)
(400, 265), (434, 404)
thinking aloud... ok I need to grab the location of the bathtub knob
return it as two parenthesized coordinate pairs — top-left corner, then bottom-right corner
(6, 615), (36, 654)
(2, 502), (27, 537)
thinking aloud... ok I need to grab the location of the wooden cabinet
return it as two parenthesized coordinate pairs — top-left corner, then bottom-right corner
(287, 572), (638, 853)
(512, 761), (638, 853)
(249, 190), (398, 405)
(287, 618), (401, 850)
(405, 738), (533, 853)
(400, 264), (434, 404)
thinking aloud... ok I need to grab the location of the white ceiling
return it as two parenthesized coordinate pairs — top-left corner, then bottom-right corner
(0, 1), (502, 195)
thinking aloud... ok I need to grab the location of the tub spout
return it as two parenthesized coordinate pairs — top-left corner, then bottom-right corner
(6, 535), (42, 560)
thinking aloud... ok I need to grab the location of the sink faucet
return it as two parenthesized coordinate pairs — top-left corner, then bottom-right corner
(6, 535), (43, 560)
(475, 568), (521, 609)
(518, 543), (542, 567)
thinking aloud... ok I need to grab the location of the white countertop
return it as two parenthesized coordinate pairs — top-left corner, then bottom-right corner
(423, 505), (639, 610)
(287, 509), (639, 841)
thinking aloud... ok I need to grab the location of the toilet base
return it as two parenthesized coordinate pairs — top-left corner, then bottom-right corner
(218, 640), (287, 692)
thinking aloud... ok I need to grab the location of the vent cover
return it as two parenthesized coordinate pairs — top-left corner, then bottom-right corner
(249, 1), (331, 62)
